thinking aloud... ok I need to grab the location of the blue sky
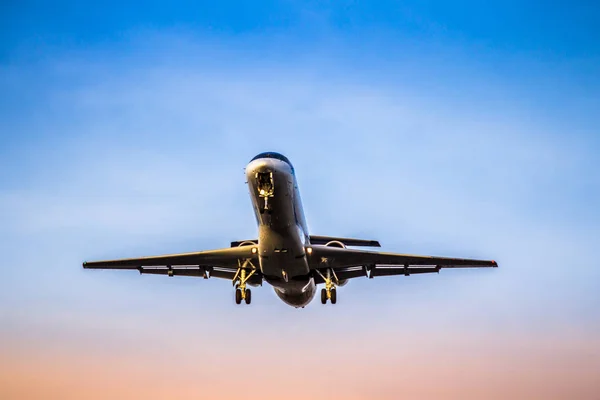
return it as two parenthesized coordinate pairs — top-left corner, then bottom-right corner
(1, 1), (599, 398)
(3, 1), (599, 54)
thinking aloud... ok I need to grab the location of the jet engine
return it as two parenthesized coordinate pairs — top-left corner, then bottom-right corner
(237, 240), (261, 287)
(237, 240), (257, 247)
(324, 240), (348, 286)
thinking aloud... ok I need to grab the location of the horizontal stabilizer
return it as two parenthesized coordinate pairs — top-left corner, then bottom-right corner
(230, 236), (381, 247)
(308, 235), (381, 247)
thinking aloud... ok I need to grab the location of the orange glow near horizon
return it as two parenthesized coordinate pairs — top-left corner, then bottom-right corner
(2, 327), (598, 400)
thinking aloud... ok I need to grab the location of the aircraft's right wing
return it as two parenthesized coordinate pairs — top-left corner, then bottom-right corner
(82, 246), (261, 283)
(308, 245), (497, 282)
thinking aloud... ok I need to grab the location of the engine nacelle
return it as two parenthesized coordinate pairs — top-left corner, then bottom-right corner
(237, 240), (257, 247)
(325, 241), (348, 286)
(237, 240), (261, 287)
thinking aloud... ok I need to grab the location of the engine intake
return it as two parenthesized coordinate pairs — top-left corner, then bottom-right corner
(325, 241), (348, 286)
(237, 240), (257, 247)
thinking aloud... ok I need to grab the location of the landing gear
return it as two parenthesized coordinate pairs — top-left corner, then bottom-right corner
(235, 287), (252, 305)
(256, 171), (274, 214)
(233, 258), (257, 306)
(259, 200), (273, 215)
(317, 268), (338, 305)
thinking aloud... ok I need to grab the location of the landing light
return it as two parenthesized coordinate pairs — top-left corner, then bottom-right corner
(306, 247), (313, 254)
(252, 247), (258, 254)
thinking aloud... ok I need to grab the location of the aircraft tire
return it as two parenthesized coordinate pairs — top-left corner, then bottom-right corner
(245, 289), (252, 305)
(330, 288), (337, 304)
(235, 288), (242, 304)
(321, 288), (327, 304)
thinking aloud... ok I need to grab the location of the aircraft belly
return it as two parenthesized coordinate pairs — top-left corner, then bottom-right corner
(271, 277), (316, 308)
(247, 158), (309, 279)
(258, 223), (308, 278)
(260, 251), (308, 278)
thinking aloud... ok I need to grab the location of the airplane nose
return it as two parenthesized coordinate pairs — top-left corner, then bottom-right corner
(246, 159), (270, 178)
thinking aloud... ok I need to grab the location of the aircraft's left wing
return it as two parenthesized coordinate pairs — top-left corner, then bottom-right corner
(308, 246), (497, 282)
(83, 246), (260, 283)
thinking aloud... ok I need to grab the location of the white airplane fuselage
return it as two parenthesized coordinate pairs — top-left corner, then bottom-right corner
(246, 156), (317, 307)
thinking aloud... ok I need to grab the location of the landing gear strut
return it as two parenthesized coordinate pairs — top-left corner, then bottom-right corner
(233, 259), (256, 305)
(317, 268), (338, 305)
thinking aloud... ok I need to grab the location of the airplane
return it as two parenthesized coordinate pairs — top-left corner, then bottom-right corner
(83, 151), (498, 308)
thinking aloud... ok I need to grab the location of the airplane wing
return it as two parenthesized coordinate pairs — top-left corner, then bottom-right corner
(308, 246), (497, 283)
(82, 246), (260, 283)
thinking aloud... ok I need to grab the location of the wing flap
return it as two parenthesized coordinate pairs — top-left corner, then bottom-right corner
(139, 267), (208, 277)
(313, 265), (443, 283)
(336, 267), (369, 281)
(131, 265), (262, 284)
(313, 266), (368, 284)
(370, 266), (440, 277)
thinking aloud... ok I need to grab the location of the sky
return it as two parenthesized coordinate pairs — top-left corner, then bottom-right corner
(1, 1), (600, 399)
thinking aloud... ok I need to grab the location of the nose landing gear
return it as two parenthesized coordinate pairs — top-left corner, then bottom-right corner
(256, 171), (274, 214)
(317, 268), (338, 305)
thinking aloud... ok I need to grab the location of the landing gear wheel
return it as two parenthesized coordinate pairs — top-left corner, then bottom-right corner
(235, 288), (242, 304)
(321, 288), (327, 304)
(245, 289), (252, 305)
(330, 288), (337, 304)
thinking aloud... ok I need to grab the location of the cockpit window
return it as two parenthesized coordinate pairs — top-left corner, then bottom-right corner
(250, 152), (293, 167)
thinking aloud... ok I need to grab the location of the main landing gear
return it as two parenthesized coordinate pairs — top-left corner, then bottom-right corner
(317, 268), (338, 305)
(235, 287), (251, 305)
(320, 287), (337, 304)
(233, 259), (257, 305)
